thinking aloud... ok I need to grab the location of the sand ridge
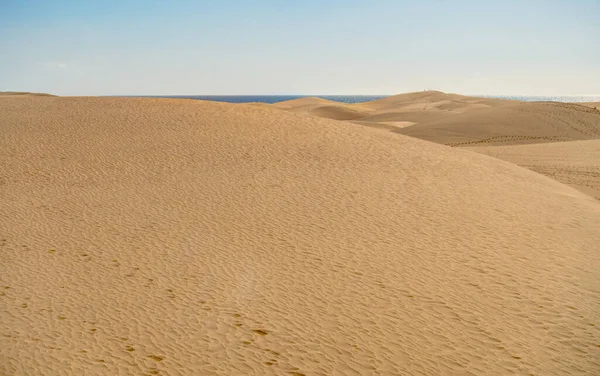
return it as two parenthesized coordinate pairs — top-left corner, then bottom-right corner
(273, 92), (600, 146)
(272, 91), (513, 128)
(0, 92), (57, 97)
(396, 101), (600, 146)
(1, 95), (600, 375)
(272, 92), (600, 199)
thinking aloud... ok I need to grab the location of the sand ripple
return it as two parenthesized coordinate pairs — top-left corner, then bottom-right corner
(1, 96), (599, 375)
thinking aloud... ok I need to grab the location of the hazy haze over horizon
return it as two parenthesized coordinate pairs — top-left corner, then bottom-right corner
(1, 0), (599, 96)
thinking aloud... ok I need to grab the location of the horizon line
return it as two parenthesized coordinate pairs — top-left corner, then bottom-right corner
(4, 91), (600, 98)
(104, 93), (600, 97)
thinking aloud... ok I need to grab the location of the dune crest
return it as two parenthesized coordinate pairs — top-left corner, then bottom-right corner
(272, 91), (508, 125)
(1, 96), (599, 375)
(271, 92), (600, 199)
(272, 92), (600, 147)
(0, 91), (56, 97)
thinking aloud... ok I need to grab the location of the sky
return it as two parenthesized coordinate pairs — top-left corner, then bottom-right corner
(1, 0), (599, 96)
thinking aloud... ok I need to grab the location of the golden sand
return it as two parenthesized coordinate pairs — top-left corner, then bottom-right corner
(467, 140), (600, 200)
(1, 95), (599, 375)
(276, 91), (600, 200)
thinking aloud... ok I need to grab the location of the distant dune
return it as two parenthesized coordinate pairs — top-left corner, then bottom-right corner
(395, 101), (600, 146)
(273, 92), (600, 199)
(274, 91), (600, 146)
(0, 91), (56, 97)
(273, 90), (511, 125)
(272, 97), (372, 121)
(272, 91), (503, 125)
(1, 95), (599, 375)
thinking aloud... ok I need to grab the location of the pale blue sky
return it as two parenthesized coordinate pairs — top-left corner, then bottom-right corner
(1, 0), (599, 95)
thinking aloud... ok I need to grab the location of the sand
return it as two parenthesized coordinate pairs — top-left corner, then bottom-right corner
(396, 101), (600, 146)
(1, 95), (600, 375)
(275, 92), (600, 201)
(580, 102), (600, 109)
(275, 92), (600, 146)
(0, 92), (57, 97)
(466, 140), (600, 200)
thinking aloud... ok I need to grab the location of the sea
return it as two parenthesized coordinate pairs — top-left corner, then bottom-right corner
(135, 95), (600, 104)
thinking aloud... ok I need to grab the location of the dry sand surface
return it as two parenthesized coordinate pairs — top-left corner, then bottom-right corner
(274, 91), (600, 146)
(1, 95), (600, 375)
(275, 91), (600, 201)
(466, 140), (600, 200)
(272, 91), (510, 131)
(580, 102), (600, 108)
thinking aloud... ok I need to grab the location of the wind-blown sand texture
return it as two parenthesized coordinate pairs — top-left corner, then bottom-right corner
(275, 91), (600, 200)
(466, 140), (600, 200)
(275, 91), (600, 146)
(1, 95), (600, 375)
(580, 102), (600, 109)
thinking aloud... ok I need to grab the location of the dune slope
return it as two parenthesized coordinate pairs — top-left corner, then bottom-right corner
(1, 96), (599, 375)
(272, 97), (372, 121)
(0, 91), (56, 97)
(580, 102), (600, 109)
(467, 139), (600, 200)
(396, 101), (600, 146)
(274, 92), (600, 146)
(272, 91), (509, 125)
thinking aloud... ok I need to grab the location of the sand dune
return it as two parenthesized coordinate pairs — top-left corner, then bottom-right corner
(467, 139), (600, 200)
(351, 90), (510, 111)
(396, 101), (600, 146)
(1, 95), (599, 375)
(272, 91), (509, 126)
(580, 102), (600, 109)
(273, 97), (373, 121)
(274, 92), (600, 147)
(0, 91), (56, 97)
(272, 96), (345, 110)
(272, 92), (600, 201)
